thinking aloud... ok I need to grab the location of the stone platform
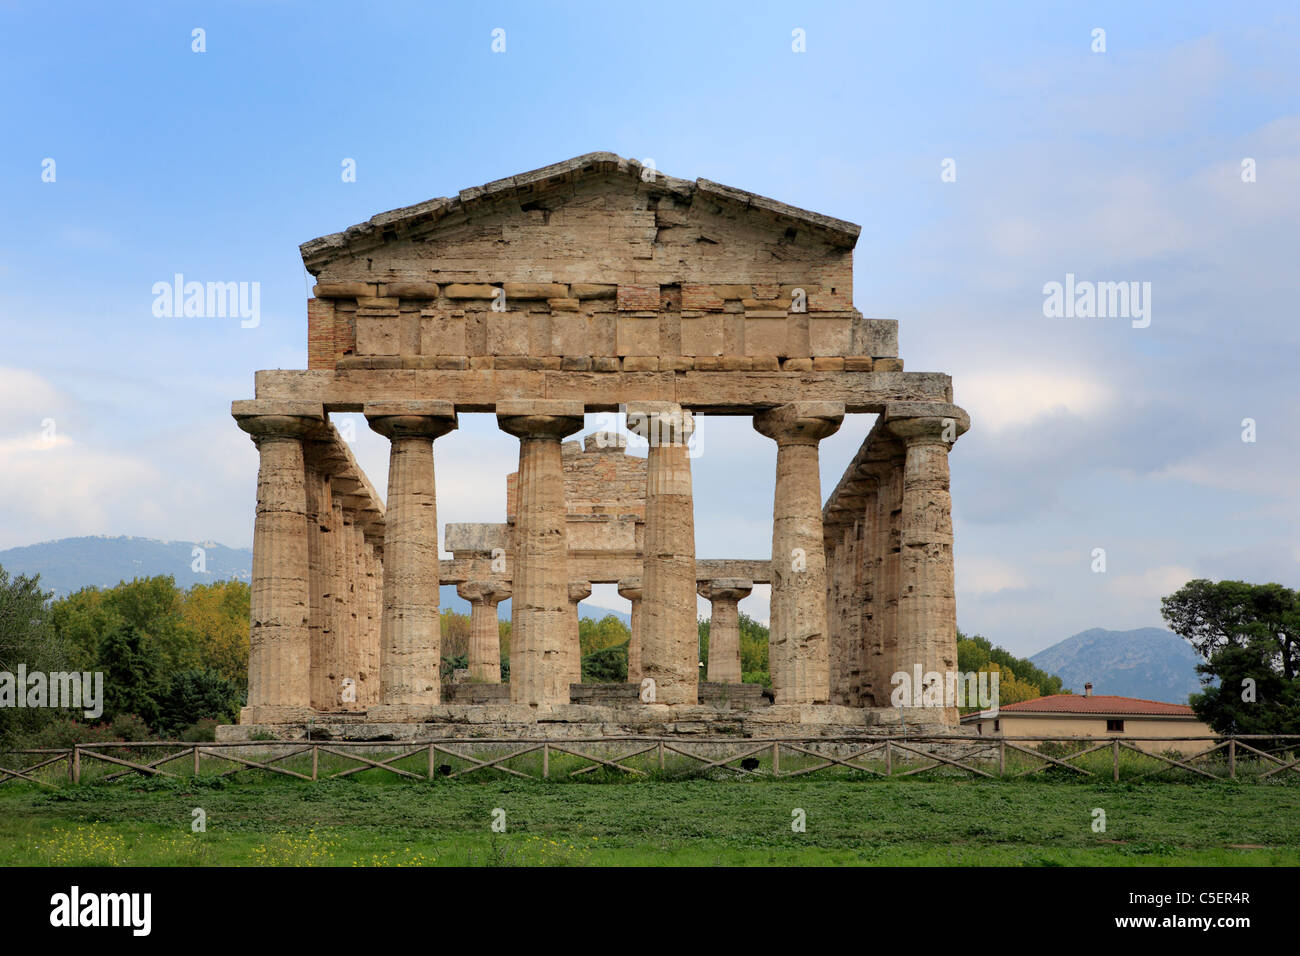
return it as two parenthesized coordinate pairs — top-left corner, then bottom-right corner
(217, 702), (959, 742)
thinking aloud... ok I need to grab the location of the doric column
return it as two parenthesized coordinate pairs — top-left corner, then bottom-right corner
(567, 581), (592, 687)
(886, 403), (969, 726)
(627, 403), (697, 705)
(846, 518), (868, 705)
(617, 578), (643, 682)
(827, 522), (861, 706)
(315, 478), (342, 709)
(873, 461), (903, 707)
(328, 496), (357, 708)
(339, 508), (361, 706)
(365, 402), (457, 711)
(352, 516), (379, 705)
(368, 539), (385, 700)
(855, 478), (880, 707)
(233, 401), (326, 722)
(497, 400), (584, 708)
(456, 581), (510, 683)
(699, 578), (752, 684)
(302, 449), (332, 711)
(754, 402), (844, 705)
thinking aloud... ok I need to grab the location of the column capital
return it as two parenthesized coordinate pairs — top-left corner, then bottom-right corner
(884, 402), (970, 444)
(568, 581), (592, 604)
(365, 401), (458, 440)
(233, 400), (326, 441)
(753, 402), (844, 444)
(617, 577), (643, 601)
(698, 578), (754, 602)
(497, 400), (584, 440)
(457, 580), (512, 605)
(626, 402), (694, 444)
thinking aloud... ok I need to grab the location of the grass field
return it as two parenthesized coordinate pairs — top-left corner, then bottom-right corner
(1, 770), (1297, 866)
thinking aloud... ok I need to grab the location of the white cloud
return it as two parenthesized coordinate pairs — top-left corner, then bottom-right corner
(957, 369), (1116, 432)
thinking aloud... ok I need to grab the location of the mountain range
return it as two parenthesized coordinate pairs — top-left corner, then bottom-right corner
(1029, 626), (1208, 704)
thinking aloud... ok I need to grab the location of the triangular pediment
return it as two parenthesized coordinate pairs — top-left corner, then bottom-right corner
(300, 152), (860, 279)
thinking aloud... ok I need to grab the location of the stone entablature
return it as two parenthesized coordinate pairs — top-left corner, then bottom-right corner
(301, 153), (896, 372)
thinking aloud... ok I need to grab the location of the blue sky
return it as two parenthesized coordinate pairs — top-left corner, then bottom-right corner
(2, 1), (1297, 656)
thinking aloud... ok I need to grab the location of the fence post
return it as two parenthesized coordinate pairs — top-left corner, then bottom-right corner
(1228, 738), (1236, 780)
(772, 741), (780, 777)
(543, 742), (549, 779)
(884, 740), (892, 777)
(193, 746), (201, 777)
(998, 739), (1005, 776)
(1112, 738), (1120, 782)
(72, 746), (81, 785)
(311, 745), (319, 782)
(658, 739), (665, 771)
(427, 742), (435, 781)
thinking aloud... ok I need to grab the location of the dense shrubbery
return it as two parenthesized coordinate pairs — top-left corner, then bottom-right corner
(1, 568), (249, 748)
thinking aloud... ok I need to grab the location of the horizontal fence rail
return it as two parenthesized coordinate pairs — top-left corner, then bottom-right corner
(2, 735), (1299, 786)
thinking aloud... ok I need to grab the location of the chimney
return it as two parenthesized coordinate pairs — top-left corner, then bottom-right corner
(1084, 682), (1093, 697)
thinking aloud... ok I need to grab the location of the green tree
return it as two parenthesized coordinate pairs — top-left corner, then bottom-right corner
(0, 566), (69, 748)
(179, 580), (249, 685)
(102, 576), (194, 673)
(97, 622), (164, 728)
(581, 643), (628, 683)
(956, 630), (1064, 707)
(1161, 579), (1300, 734)
(579, 614), (630, 657)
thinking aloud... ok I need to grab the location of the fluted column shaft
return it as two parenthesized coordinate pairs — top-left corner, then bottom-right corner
(754, 402), (844, 705)
(629, 403), (697, 705)
(457, 581), (510, 683)
(366, 403), (458, 709)
(363, 538), (383, 702)
(498, 401), (583, 708)
(873, 463), (903, 706)
(887, 408), (968, 725)
(235, 410), (323, 717)
(700, 579), (752, 684)
(567, 582), (592, 688)
(618, 579), (643, 682)
(338, 510), (362, 706)
(303, 459), (330, 710)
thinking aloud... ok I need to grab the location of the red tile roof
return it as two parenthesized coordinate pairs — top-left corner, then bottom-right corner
(967, 694), (1195, 717)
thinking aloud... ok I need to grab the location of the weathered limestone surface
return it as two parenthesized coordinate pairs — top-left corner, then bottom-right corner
(754, 402), (843, 704)
(366, 401), (457, 708)
(498, 400), (584, 708)
(302, 451), (331, 710)
(629, 403), (697, 705)
(233, 403), (325, 721)
(617, 578), (644, 681)
(886, 404), (968, 726)
(253, 367), (951, 415)
(700, 579), (752, 684)
(566, 581), (592, 687)
(457, 580), (510, 683)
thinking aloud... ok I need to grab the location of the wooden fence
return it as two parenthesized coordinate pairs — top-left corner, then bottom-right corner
(2, 735), (1299, 786)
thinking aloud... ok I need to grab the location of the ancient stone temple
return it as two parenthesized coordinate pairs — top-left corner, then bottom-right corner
(222, 153), (969, 741)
